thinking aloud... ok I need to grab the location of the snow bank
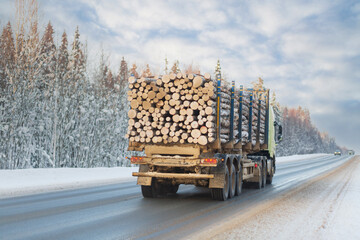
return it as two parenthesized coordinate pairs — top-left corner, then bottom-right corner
(0, 167), (138, 199)
(277, 153), (328, 163)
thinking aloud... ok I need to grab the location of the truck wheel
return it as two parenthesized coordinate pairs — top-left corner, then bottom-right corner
(262, 161), (266, 187)
(266, 162), (274, 184)
(211, 167), (230, 201)
(229, 164), (236, 199)
(255, 163), (263, 189)
(235, 165), (242, 196)
(141, 185), (155, 198)
(168, 184), (179, 194)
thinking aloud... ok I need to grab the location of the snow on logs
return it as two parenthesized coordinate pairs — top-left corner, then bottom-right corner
(126, 73), (268, 147)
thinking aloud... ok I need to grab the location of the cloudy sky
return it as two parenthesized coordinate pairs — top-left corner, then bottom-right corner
(1, 0), (359, 153)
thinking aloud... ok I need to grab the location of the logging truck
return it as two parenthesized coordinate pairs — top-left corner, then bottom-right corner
(127, 63), (282, 201)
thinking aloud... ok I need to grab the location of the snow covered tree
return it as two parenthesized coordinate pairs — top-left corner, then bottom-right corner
(116, 57), (128, 90)
(141, 64), (152, 77)
(277, 106), (342, 156)
(0, 22), (15, 90)
(130, 63), (139, 78)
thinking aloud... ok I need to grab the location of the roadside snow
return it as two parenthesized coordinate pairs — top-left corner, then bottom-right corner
(277, 153), (328, 163)
(210, 156), (360, 240)
(0, 167), (138, 199)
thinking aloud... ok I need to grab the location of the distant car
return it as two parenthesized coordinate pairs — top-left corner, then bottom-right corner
(334, 150), (341, 156)
(348, 150), (355, 155)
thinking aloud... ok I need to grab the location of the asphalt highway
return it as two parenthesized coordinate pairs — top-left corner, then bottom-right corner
(0, 154), (352, 240)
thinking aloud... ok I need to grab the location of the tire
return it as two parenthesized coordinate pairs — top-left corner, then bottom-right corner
(229, 164), (236, 199)
(141, 185), (155, 198)
(168, 184), (179, 194)
(235, 165), (243, 196)
(255, 163), (262, 189)
(266, 161), (274, 184)
(262, 161), (266, 187)
(211, 167), (230, 201)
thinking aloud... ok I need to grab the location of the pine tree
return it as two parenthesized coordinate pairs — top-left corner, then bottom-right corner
(65, 26), (86, 93)
(117, 57), (128, 90)
(0, 22), (15, 90)
(106, 69), (114, 89)
(141, 64), (152, 77)
(38, 21), (56, 90)
(130, 63), (139, 78)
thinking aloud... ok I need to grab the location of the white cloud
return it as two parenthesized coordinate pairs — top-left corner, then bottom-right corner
(1, 0), (359, 149)
(245, 0), (336, 37)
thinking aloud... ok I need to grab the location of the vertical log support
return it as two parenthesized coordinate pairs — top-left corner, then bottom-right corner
(256, 99), (261, 143)
(229, 81), (235, 141)
(238, 85), (243, 143)
(211, 72), (222, 150)
(264, 89), (270, 148)
(217, 73), (221, 140)
(234, 85), (243, 150)
(254, 97), (262, 150)
(248, 91), (253, 143)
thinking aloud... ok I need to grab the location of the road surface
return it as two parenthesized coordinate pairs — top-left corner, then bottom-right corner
(0, 154), (354, 240)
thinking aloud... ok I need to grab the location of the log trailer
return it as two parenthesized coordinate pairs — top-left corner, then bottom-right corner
(128, 67), (282, 201)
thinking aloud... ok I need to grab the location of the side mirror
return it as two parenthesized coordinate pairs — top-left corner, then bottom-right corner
(276, 125), (283, 143)
(278, 125), (283, 136)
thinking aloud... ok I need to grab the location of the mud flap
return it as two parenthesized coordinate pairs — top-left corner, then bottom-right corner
(137, 176), (152, 186)
(209, 162), (226, 188)
(137, 164), (152, 186)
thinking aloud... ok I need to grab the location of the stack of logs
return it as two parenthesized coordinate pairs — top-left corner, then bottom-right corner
(126, 72), (267, 147)
(240, 91), (267, 145)
(126, 73), (218, 146)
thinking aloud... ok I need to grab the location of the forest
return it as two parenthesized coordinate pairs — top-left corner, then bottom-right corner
(0, 0), (342, 169)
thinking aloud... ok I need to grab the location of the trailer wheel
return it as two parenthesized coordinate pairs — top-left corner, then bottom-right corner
(141, 185), (156, 198)
(167, 184), (179, 194)
(235, 165), (243, 196)
(229, 164), (236, 199)
(262, 161), (267, 187)
(266, 161), (274, 184)
(255, 163), (263, 189)
(211, 167), (230, 201)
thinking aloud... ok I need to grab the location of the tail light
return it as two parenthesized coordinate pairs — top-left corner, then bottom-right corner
(130, 156), (144, 164)
(201, 158), (218, 164)
(254, 163), (258, 168)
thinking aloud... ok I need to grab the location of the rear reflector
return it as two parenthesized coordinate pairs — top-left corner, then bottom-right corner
(201, 158), (218, 164)
(254, 163), (258, 168)
(130, 156), (144, 164)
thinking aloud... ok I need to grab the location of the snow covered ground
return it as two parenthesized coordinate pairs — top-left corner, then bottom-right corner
(0, 167), (138, 199)
(210, 155), (360, 240)
(277, 153), (328, 163)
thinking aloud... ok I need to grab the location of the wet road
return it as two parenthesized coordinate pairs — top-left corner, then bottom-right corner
(0, 154), (352, 240)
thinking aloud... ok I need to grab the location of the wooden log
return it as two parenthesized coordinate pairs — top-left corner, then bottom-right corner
(204, 72), (211, 80)
(128, 76), (136, 84)
(181, 133), (188, 139)
(190, 101), (199, 110)
(198, 135), (208, 145)
(143, 101), (151, 110)
(191, 129), (201, 139)
(200, 126), (207, 134)
(162, 75), (170, 83)
(172, 93), (180, 100)
(169, 73), (176, 80)
(128, 109), (137, 119)
(191, 121), (199, 129)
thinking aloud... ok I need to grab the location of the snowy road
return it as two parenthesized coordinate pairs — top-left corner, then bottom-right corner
(0, 154), (355, 240)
